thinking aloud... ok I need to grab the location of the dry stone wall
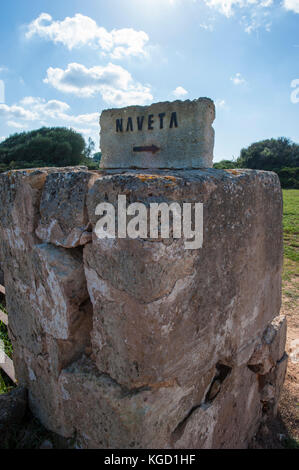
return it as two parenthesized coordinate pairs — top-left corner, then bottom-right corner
(0, 166), (287, 448)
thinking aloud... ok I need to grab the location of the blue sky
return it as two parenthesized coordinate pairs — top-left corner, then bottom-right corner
(0, 0), (299, 161)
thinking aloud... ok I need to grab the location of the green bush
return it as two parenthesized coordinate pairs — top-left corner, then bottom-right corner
(276, 167), (299, 189)
(213, 160), (238, 169)
(237, 137), (299, 171)
(214, 138), (299, 188)
(0, 127), (86, 171)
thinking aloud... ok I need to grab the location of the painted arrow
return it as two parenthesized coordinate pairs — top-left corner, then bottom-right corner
(133, 145), (160, 154)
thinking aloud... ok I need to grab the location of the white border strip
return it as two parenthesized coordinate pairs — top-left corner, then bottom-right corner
(0, 352), (16, 383)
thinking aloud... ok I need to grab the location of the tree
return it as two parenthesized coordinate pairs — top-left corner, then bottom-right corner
(237, 137), (299, 171)
(93, 152), (102, 162)
(275, 167), (299, 189)
(84, 137), (95, 159)
(0, 127), (86, 171)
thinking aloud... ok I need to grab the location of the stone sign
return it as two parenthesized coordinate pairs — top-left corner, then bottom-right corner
(100, 97), (215, 169)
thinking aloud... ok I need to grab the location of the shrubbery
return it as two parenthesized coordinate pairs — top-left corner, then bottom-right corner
(213, 137), (299, 188)
(0, 127), (99, 172)
(275, 167), (299, 189)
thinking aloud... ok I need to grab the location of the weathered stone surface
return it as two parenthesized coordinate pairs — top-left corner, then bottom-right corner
(271, 354), (288, 416)
(0, 166), (286, 449)
(248, 315), (287, 375)
(100, 98), (215, 169)
(0, 263), (4, 286)
(0, 387), (27, 432)
(13, 345), (72, 436)
(4, 243), (92, 363)
(8, 242), (93, 435)
(0, 169), (56, 357)
(0, 169), (50, 289)
(264, 315), (287, 364)
(0, 168), (93, 436)
(0, 167), (89, 281)
(172, 365), (261, 449)
(259, 353), (288, 417)
(59, 356), (215, 449)
(36, 170), (98, 248)
(85, 169), (283, 388)
(31, 243), (90, 340)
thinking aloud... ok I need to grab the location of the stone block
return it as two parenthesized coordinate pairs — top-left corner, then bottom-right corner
(31, 243), (90, 340)
(0, 166), (286, 449)
(36, 170), (99, 248)
(248, 315), (287, 375)
(100, 98), (215, 169)
(85, 169), (283, 388)
(59, 356), (215, 448)
(172, 365), (262, 449)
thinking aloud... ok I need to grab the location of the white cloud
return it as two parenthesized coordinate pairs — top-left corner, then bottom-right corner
(99, 87), (153, 107)
(44, 62), (153, 106)
(204, 0), (273, 18)
(26, 13), (149, 59)
(0, 96), (100, 145)
(172, 86), (188, 98)
(20, 96), (71, 117)
(205, 0), (243, 17)
(7, 120), (29, 129)
(215, 98), (227, 108)
(244, 17), (271, 33)
(63, 112), (99, 127)
(283, 0), (299, 13)
(230, 72), (246, 85)
(44, 63), (131, 97)
(0, 103), (36, 120)
(199, 23), (215, 31)
(110, 29), (149, 59)
(260, 0), (273, 6)
(70, 127), (95, 136)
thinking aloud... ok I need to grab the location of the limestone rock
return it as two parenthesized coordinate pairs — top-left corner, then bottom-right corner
(5, 243), (92, 359)
(0, 167), (286, 449)
(36, 170), (99, 248)
(31, 243), (90, 340)
(0, 168), (93, 436)
(172, 365), (262, 449)
(0, 263), (4, 286)
(85, 169), (283, 388)
(259, 353), (288, 417)
(248, 315), (287, 375)
(264, 315), (287, 364)
(100, 98), (215, 169)
(58, 356), (215, 449)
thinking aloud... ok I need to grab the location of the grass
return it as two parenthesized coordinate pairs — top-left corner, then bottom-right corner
(282, 190), (299, 313)
(283, 189), (299, 265)
(280, 189), (299, 449)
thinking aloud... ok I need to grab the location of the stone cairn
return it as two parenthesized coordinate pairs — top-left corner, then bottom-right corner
(0, 98), (287, 448)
